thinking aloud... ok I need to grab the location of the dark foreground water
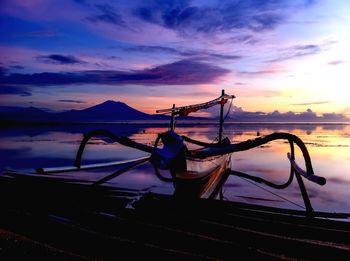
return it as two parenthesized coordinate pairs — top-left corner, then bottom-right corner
(1, 123), (350, 213)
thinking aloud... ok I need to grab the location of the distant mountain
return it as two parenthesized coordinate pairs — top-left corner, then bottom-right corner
(0, 106), (50, 122)
(2, 101), (348, 124)
(57, 100), (154, 121)
(0, 100), (169, 123)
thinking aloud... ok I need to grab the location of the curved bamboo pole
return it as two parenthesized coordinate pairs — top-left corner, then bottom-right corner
(187, 132), (326, 186)
(74, 129), (153, 168)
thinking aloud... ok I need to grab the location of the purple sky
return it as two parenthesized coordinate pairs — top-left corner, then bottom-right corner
(1, 0), (349, 119)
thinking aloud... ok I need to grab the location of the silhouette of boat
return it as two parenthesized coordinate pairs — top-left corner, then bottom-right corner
(1, 90), (350, 259)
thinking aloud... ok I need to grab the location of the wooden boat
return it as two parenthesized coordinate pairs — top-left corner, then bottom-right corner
(20, 90), (237, 199)
(1, 90), (350, 259)
(0, 90), (335, 207)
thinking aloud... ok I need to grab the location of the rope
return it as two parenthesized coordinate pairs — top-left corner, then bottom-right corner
(228, 169), (294, 190)
(236, 175), (306, 210)
(206, 151), (303, 208)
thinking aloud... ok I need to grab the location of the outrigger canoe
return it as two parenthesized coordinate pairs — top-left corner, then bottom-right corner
(1, 90), (350, 260)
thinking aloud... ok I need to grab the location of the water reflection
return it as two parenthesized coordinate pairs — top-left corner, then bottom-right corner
(1, 123), (350, 213)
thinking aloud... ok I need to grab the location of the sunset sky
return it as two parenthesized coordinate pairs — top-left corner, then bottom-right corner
(1, 0), (349, 117)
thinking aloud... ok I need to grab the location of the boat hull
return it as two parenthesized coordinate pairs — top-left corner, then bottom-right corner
(174, 155), (231, 199)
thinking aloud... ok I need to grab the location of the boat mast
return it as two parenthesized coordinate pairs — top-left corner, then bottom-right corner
(218, 89), (225, 144)
(170, 104), (176, 131)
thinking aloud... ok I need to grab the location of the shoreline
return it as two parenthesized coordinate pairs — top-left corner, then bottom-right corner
(1, 120), (350, 128)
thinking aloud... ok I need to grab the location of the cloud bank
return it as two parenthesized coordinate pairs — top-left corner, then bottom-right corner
(0, 59), (230, 86)
(228, 107), (348, 122)
(36, 54), (85, 65)
(134, 0), (313, 36)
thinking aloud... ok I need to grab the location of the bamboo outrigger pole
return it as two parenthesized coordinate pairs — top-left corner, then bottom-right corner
(156, 90), (235, 134)
(218, 89), (225, 144)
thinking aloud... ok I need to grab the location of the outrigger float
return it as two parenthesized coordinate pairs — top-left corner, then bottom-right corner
(1, 90), (350, 260)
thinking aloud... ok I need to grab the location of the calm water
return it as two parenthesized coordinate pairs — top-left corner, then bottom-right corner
(1, 123), (350, 213)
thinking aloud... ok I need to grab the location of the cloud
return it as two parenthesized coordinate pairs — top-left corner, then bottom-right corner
(16, 31), (58, 37)
(0, 59), (230, 86)
(106, 56), (119, 60)
(87, 4), (125, 26)
(207, 53), (242, 60)
(226, 107), (349, 122)
(125, 45), (180, 54)
(225, 35), (259, 45)
(0, 66), (7, 75)
(134, 0), (313, 36)
(328, 60), (345, 65)
(124, 45), (241, 60)
(342, 107), (350, 115)
(57, 99), (86, 103)
(36, 54), (85, 65)
(269, 44), (325, 62)
(10, 65), (24, 70)
(239, 68), (284, 76)
(321, 112), (347, 121)
(291, 101), (330, 106)
(0, 85), (31, 96)
(73, 0), (87, 4)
